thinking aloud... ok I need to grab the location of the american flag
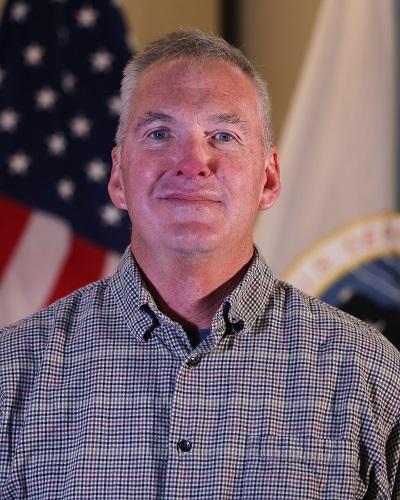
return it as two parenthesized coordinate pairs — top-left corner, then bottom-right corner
(0, 0), (132, 327)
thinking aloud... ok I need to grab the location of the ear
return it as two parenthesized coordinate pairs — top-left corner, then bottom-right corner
(108, 146), (128, 210)
(258, 147), (281, 211)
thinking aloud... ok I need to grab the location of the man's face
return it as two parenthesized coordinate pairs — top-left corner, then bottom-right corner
(109, 58), (280, 258)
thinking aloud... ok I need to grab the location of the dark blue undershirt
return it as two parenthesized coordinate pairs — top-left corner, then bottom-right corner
(186, 328), (211, 349)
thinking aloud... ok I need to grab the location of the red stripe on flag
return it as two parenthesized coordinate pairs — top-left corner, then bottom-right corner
(0, 196), (31, 280)
(46, 235), (106, 305)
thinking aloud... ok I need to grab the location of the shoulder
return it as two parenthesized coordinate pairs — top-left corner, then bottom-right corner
(273, 278), (398, 354)
(0, 277), (114, 394)
(271, 279), (400, 419)
(1, 277), (112, 340)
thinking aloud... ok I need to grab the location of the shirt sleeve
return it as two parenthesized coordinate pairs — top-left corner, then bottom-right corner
(0, 323), (38, 493)
(0, 378), (10, 489)
(387, 414), (400, 499)
(379, 343), (400, 499)
(364, 332), (400, 498)
(0, 377), (24, 496)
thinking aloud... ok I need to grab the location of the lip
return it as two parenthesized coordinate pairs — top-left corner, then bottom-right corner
(158, 191), (221, 203)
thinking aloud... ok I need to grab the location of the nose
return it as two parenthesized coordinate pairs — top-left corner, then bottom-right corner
(172, 137), (212, 179)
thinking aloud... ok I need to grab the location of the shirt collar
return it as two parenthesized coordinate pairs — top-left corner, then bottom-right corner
(110, 247), (161, 342)
(210, 246), (276, 339)
(110, 246), (276, 343)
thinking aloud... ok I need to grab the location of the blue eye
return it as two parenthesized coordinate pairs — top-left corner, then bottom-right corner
(149, 129), (169, 140)
(214, 131), (234, 142)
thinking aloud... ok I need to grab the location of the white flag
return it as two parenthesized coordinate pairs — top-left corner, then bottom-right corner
(254, 0), (397, 279)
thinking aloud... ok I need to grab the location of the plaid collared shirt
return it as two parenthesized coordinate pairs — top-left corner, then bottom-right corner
(1, 247), (399, 499)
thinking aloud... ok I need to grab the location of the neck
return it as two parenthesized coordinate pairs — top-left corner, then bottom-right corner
(132, 243), (254, 330)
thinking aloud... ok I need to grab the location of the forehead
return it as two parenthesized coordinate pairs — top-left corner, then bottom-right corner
(130, 58), (260, 121)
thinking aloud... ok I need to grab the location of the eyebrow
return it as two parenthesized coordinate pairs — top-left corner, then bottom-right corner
(210, 113), (249, 132)
(135, 111), (173, 130)
(135, 111), (249, 132)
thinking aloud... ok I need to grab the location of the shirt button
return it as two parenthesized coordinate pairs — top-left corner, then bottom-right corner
(177, 439), (192, 452)
(186, 355), (201, 367)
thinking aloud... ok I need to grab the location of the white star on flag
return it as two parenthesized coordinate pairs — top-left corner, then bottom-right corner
(47, 133), (67, 156)
(100, 204), (122, 226)
(70, 115), (92, 138)
(107, 95), (121, 116)
(35, 87), (58, 110)
(8, 151), (31, 175)
(0, 0), (132, 328)
(76, 6), (98, 28)
(23, 44), (45, 66)
(337, 287), (354, 305)
(90, 50), (113, 72)
(10, 2), (30, 22)
(57, 178), (76, 201)
(86, 159), (108, 182)
(0, 109), (20, 132)
(61, 72), (77, 93)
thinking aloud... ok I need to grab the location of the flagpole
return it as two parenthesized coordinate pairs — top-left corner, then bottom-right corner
(396, 0), (400, 211)
(221, 0), (241, 47)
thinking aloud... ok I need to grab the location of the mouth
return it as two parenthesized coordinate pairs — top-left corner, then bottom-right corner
(159, 192), (221, 203)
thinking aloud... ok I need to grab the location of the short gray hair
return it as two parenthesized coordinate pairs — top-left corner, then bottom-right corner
(115, 29), (273, 151)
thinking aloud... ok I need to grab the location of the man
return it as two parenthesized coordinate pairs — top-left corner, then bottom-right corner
(0, 30), (399, 499)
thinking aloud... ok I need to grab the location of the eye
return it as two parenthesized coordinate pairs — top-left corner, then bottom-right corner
(148, 128), (170, 140)
(213, 131), (235, 142)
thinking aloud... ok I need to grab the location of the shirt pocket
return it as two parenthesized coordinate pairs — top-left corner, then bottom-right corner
(238, 434), (364, 499)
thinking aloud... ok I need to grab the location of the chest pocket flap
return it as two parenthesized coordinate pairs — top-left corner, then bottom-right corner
(240, 434), (364, 499)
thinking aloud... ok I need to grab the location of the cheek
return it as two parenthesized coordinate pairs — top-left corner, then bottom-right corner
(128, 148), (168, 181)
(230, 163), (265, 195)
(120, 170), (146, 219)
(122, 157), (154, 194)
(236, 173), (267, 216)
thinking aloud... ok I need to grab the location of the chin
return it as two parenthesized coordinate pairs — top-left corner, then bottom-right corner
(166, 226), (225, 255)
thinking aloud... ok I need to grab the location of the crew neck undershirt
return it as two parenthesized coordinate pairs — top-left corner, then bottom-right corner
(185, 328), (211, 349)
